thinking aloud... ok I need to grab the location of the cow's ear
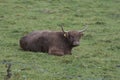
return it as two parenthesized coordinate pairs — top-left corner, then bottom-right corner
(79, 32), (84, 36)
(64, 32), (68, 38)
(64, 33), (67, 37)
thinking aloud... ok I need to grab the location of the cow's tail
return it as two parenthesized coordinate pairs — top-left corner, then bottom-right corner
(20, 36), (27, 50)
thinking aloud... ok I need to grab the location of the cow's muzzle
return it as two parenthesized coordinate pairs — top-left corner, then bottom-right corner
(73, 41), (79, 46)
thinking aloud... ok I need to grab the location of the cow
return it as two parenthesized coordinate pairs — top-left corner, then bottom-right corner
(20, 26), (87, 56)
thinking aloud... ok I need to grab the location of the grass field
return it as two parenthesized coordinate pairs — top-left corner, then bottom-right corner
(0, 0), (120, 80)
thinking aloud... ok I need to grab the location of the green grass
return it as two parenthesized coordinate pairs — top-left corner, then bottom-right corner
(0, 0), (120, 80)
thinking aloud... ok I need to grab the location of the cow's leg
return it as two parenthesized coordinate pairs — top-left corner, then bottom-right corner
(65, 50), (72, 55)
(48, 47), (64, 56)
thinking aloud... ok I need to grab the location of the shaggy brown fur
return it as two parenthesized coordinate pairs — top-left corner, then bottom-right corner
(20, 30), (84, 56)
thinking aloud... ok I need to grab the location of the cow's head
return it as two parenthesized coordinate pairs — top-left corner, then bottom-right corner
(60, 26), (87, 47)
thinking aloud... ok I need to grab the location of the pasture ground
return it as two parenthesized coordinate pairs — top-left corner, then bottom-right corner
(0, 0), (120, 80)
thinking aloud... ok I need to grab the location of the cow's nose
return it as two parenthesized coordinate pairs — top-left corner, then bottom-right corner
(73, 41), (79, 46)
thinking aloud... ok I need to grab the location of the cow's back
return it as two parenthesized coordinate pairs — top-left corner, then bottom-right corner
(20, 30), (51, 51)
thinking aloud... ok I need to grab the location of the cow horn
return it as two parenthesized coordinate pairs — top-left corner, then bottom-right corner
(79, 25), (88, 32)
(60, 25), (65, 33)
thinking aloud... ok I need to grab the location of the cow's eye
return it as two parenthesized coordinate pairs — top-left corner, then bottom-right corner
(70, 36), (74, 40)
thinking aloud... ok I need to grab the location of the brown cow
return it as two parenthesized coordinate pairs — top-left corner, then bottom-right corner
(20, 26), (87, 56)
